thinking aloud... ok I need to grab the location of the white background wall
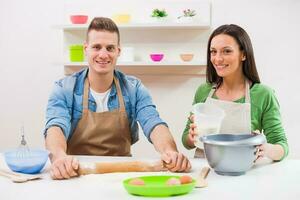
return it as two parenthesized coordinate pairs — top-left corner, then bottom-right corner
(0, 0), (299, 159)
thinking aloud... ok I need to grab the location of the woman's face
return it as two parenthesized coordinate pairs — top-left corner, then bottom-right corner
(210, 34), (245, 79)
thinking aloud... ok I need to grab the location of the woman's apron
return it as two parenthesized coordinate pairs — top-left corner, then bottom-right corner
(194, 80), (251, 158)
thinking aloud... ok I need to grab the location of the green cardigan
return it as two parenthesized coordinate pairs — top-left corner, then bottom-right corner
(182, 83), (289, 160)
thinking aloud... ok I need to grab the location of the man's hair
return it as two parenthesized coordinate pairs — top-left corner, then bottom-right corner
(206, 24), (260, 86)
(86, 17), (120, 44)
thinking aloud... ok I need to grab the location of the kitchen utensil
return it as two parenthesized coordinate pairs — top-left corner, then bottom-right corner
(123, 175), (195, 197)
(4, 149), (49, 174)
(70, 15), (88, 24)
(180, 53), (194, 62)
(78, 160), (166, 175)
(201, 134), (266, 176)
(69, 45), (84, 62)
(118, 47), (135, 62)
(112, 14), (131, 24)
(16, 125), (30, 158)
(193, 103), (225, 148)
(150, 54), (164, 62)
(0, 169), (42, 183)
(195, 167), (210, 188)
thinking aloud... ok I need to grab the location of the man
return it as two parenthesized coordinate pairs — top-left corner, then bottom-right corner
(44, 17), (191, 179)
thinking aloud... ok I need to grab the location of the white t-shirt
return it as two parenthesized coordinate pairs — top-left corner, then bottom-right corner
(90, 88), (111, 112)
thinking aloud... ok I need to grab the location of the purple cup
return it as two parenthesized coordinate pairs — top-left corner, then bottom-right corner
(150, 54), (164, 62)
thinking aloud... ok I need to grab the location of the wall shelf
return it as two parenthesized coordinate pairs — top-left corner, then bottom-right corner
(64, 63), (206, 76)
(54, 22), (210, 31)
(64, 61), (206, 67)
(56, 2), (211, 76)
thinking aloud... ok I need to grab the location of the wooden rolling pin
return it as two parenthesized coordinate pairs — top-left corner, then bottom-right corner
(78, 161), (167, 175)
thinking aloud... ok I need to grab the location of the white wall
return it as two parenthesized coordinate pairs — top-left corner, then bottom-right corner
(0, 0), (299, 159)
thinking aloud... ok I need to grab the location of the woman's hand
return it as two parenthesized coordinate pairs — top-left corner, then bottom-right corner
(253, 130), (285, 161)
(255, 143), (285, 162)
(255, 143), (273, 162)
(253, 130), (266, 161)
(186, 114), (198, 148)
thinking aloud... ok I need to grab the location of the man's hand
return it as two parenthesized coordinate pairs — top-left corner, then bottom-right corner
(150, 125), (192, 172)
(46, 127), (79, 179)
(50, 153), (79, 180)
(161, 151), (191, 172)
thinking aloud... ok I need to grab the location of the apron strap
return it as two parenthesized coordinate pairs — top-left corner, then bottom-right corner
(83, 78), (89, 114)
(208, 85), (217, 98)
(82, 75), (126, 112)
(207, 80), (251, 103)
(114, 76), (126, 112)
(244, 79), (251, 103)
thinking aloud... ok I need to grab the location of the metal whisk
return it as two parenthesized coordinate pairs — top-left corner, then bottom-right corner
(16, 125), (31, 158)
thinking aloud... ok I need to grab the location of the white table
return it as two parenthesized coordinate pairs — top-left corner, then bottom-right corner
(0, 154), (299, 200)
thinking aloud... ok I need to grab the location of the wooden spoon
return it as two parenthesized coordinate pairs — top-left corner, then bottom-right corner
(0, 169), (41, 183)
(195, 166), (210, 188)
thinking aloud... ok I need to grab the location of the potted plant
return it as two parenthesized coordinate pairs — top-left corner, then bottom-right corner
(177, 9), (197, 23)
(151, 8), (168, 22)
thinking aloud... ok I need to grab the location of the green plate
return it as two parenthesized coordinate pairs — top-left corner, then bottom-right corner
(123, 175), (196, 197)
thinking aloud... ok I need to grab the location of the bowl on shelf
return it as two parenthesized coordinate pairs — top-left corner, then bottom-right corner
(180, 54), (194, 62)
(200, 133), (266, 176)
(176, 17), (195, 24)
(4, 149), (49, 174)
(119, 47), (135, 62)
(69, 45), (84, 62)
(150, 54), (164, 62)
(112, 14), (131, 24)
(70, 15), (88, 24)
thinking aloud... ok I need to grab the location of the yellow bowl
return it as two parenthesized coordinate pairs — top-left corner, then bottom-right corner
(112, 14), (131, 24)
(180, 54), (194, 62)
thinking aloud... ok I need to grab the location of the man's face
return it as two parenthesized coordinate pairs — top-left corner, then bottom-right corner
(84, 30), (120, 75)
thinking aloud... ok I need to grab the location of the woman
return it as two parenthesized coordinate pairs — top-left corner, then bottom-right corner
(182, 24), (288, 161)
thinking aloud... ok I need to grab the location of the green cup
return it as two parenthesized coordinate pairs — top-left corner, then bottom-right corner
(69, 45), (84, 62)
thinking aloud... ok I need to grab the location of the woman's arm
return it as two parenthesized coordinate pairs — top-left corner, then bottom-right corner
(259, 86), (289, 161)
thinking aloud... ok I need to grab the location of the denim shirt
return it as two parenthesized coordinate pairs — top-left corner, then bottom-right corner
(44, 68), (167, 144)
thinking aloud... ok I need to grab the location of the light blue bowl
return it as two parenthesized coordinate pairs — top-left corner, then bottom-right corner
(4, 149), (49, 174)
(201, 134), (266, 176)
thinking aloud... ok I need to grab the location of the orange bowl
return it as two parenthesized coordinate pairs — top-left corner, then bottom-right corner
(70, 15), (88, 24)
(180, 54), (194, 62)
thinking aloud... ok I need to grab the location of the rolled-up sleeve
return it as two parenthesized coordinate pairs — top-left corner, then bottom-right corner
(44, 81), (72, 139)
(262, 89), (289, 160)
(134, 81), (167, 142)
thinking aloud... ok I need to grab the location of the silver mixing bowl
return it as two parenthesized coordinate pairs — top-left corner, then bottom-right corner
(200, 134), (266, 176)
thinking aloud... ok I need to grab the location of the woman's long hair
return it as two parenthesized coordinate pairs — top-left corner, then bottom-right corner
(206, 24), (260, 86)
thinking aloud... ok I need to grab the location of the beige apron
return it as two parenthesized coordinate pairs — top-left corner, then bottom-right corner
(195, 80), (251, 158)
(67, 76), (131, 156)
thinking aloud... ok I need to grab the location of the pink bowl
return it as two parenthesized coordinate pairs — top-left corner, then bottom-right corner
(70, 15), (88, 24)
(150, 54), (164, 62)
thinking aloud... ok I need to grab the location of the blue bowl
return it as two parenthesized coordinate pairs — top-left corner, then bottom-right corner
(4, 149), (49, 174)
(200, 134), (266, 176)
